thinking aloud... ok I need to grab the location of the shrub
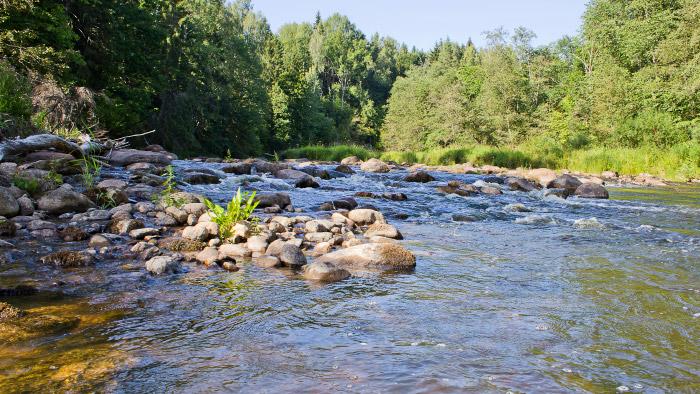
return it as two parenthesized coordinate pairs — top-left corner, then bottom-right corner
(204, 188), (259, 240)
(616, 110), (690, 148)
(0, 62), (31, 120)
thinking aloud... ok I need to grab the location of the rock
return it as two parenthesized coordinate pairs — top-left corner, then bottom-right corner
(182, 222), (219, 242)
(547, 174), (582, 195)
(107, 149), (172, 167)
(347, 209), (385, 225)
(183, 172), (221, 185)
(126, 162), (157, 172)
(245, 235), (268, 253)
(574, 183), (609, 199)
(145, 256), (181, 275)
(315, 243), (416, 272)
(335, 164), (355, 174)
(404, 171), (435, 183)
(0, 301), (23, 320)
(135, 202), (156, 213)
(304, 232), (333, 243)
(255, 192), (291, 209)
(37, 186), (95, 214)
(506, 177), (538, 192)
(340, 156), (361, 165)
(601, 170), (618, 179)
(58, 226), (89, 241)
(182, 203), (207, 217)
(303, 261), (350, 282)
(436, 185), (475, 197)
(274, 169), (309, 180)
(360, 158), (390, 173)
(96, 179), (128, 190)
(159, 237), (207, 252)
(275, 243), (306, 268)
(504, 203), (531, 212)
(165, 206), (188, 224)
(479, 186), (502, 195)
(110, 219), (144, 234)
(27, 220), (57, 231)
(221, 163), (252, 175)
(543, 188), (568, 199)
(294, 175), (320, 188)
(25, 150), (75, 161)
(218, 243), (252, 259)
(222, 261), (239, 271)
(40, 251), (94, 267)
(310, 241), (333, 257)
(526, 168), (558, 187)
(320, 197), (357, 211)
(452, 214), (479, 222)
(305, 219), (334, 233)
(364, 223), (403, 239)
(16, 195), (34, 216)
(196, 247), (220, 266)
(0, 187), (20, 217)
(255, 255), (281, 268)
(129, 227), (160, 240)
(249, 159), (288, 174)
(89, 234), (111, 248)
(0, 219), (16, 236)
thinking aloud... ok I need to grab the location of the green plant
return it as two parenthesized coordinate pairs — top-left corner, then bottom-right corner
(12, 176), (40, 195)
(94, 190), (117, 209)
(152, 165), (185, 208)
(76, 155), (103, 190)
(204, 188), (259, 240)
(224, 148), (233, 162)
(43, 170), (64, 187)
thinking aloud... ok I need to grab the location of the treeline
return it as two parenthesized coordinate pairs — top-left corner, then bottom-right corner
(1, 0), (699, 160)
(0, 0), (421, 156)
(383, 0), (700, 153)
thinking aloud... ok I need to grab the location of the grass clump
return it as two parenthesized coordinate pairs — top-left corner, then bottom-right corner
(151, 165), (185, 208)
(204, 188), (260, 240)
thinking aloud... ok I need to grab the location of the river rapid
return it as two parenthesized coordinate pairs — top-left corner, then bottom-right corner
(1, 160), (699, 393)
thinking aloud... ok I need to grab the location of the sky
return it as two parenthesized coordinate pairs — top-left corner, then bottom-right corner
(252, 0), (588, 49)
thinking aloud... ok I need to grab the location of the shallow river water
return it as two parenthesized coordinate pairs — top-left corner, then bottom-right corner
(1, 162), (699, 393)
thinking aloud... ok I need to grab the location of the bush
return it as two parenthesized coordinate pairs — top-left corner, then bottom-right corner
(616, 110), (690, 148)
(0, 62), (31, 119)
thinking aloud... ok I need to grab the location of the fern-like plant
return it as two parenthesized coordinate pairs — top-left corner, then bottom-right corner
(204, 188), (259, 240)
(152, 165), (185, 208)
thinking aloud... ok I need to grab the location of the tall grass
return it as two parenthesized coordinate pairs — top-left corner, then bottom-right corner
(283, 143), (700, 181)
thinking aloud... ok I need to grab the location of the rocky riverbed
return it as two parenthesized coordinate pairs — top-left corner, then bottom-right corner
(1, 140), (698, 392)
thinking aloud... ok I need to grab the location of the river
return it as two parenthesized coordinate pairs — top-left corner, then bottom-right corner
(1, 161), (699, 393)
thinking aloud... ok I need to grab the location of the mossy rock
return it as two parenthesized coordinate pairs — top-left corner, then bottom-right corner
(0, 313), (80, 343)
(0, 301), (23, 320)
(159, 237), (207, 252)
(58, 226), (89, 241)
(40, 251), (94, 267)
(0, 220), (16, 236)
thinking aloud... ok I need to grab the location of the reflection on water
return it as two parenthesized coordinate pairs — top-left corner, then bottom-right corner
(1, 163), (699, 393)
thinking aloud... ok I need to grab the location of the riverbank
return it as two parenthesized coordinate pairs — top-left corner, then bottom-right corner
(283, 144), (700, 183)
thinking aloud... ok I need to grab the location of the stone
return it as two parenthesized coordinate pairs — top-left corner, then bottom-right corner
(255, 192), (291, 209)
(218, 243), (252, 259)
(364, 223), (403, 239)
(89, 234), (111, 248)
(294, 175), (320, 188)
(310, 241), (333, 257)
(182, 203), (207, 217)
(159, 237), (207, 252)
(40, 251), (94, 267)
(145, 256), (181, 275)
(526, 168), (558, 187)
(37, 186), (95, 214)
(107, 149), (172, 166)
(547, 174), (582, 194)
(340, 156), (361, 165)
(360, 158), (390, 173)
(275, 243), (306, 268)
(196, 247), (220, 266)
(182, 222), (219, 242)
(58, 226), (89, 241)
(165, 206), (188, 224)
(436, 185), (475, 197)
(129, 227), (160, 240)
(16, 195), (34, 216)
(506, 177), (538, 192)
(347, 209), (386, 225)
(221, 163), (252, 175)
(0, 187), (20, 217)
(96, 179), (128, 190)
(183, 172), (221, 185)
(574, 183), (609, 199)
(110, 219), (144, 235)
(305, 219), (334, 233)
(335, 164), (355, 174)
(255, 255), (281, 268)
(315, 243), (416, 272)
(245, 235), (269, 253)
(274, 169), (310, 180)
(303, 261), (350, 282)
(304, 232), (333, 243)
(222, 261), (238, 271)
(320, 197), (357, 211)
(479, 186), (502, 195)
(404, 171), (435, 183)
(134, 202), (156, 213)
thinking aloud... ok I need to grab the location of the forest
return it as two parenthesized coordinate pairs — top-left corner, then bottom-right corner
(1, 0), (699, 179)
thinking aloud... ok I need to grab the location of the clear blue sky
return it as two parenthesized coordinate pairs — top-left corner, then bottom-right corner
(252, 0), (588, 49)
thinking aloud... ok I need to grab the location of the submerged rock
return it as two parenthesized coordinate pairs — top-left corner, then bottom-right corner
(315, 243), (416, 272)
(303, 261), (350, 282)
(574, 183), (609, 199)
(40, 251), (94, 267)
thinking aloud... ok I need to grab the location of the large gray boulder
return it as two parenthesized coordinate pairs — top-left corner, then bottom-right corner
(360, 158), (390, 173)
(0, 187), (20, 217)
(303, 261), (350, 282)
(347, 209), (385, 225)
(574, 183), (609, 199)
(547, 174), (582, 195)
(254, 192), (291, 209)
(107, 149), (172, 166)
(506, 177), (538, 192)
(37, 186), (95, 214)
(315, 243), (416, 272)
(145, 256), (182, 275)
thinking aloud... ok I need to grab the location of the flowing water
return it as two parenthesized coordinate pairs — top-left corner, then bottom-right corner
(1, 161), (699, 393)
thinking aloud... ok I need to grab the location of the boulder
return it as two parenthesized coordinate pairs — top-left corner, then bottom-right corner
(315, 243), (416, 272)
(110, 219), (144, 234)
(295, 175), (320, 188)
(182, 222), (219, 242)
(255, 192), (291, 209)
(479, 186), (502, 195)
(340, 156), (361, 165)
(196, 247), (220, 266)
(0, 187), (20, 217)
(526, 168), (557, 187)
(218, 243), (252, 259)
(254, 255), (281, 268)
(360, 158), (390, 173)
(334, 164), (355, 174)
(305, 219), (334, 233)
(274, 169), (309, 180)
(96, 179), (128, 190)
(320, 197), (357, 211)
(547, 174), (582, 195)
(107, 149), (172, 167)
(89, 234), (111, 248)
(304, 232), (333, 243)
(221, 163), (252, 175)
(145, 256), (181, 275)
(347, 209), (385, 225)
(276, 243), (306, 267)
(183, 172), (221, 185)
(436, 185), (474, 197)
(303, 261), (350, 282)
(506, 177), (538, 192)
(129, 227), (160, 240)
(364, 223), (403, 239)
(16, 195), (34, 216)
(37, 186), (95, 214)
(404, 171), (435, 183)
(574, 183), (609, 199)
